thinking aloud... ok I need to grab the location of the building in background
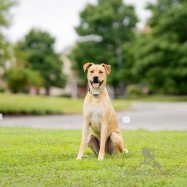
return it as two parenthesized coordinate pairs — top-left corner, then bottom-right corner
(60, 46), (86, 98)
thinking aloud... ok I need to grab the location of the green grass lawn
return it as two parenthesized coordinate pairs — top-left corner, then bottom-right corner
(0, 93), (130, 115)
(1, 93), (187, 116)
(0, 128), (186, 187)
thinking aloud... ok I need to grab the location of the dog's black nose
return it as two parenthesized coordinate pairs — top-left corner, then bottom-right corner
(93, 76), (99, 82)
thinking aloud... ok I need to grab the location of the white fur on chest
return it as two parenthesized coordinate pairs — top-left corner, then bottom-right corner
(87, 104), (103, 123)
(86, 104), (104, 135)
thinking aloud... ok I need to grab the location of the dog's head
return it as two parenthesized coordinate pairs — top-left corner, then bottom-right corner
(83, 63), (111, 91)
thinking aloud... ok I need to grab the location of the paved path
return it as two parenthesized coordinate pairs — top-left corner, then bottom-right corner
(0, 102), (187, 131)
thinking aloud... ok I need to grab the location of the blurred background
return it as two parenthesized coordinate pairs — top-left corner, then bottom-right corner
(0, 0), (187, 116)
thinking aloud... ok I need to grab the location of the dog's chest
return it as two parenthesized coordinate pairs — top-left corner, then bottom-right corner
(86, 104), (104, 133)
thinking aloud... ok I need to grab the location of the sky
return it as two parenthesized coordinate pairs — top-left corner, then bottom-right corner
(6, 0), (155, 52)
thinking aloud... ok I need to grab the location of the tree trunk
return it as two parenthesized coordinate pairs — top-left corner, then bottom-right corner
(119, 82), (125, 98)
(45, 87), (50, 96)
(116, 47), (125, 97)
(36, 87), (40, 95)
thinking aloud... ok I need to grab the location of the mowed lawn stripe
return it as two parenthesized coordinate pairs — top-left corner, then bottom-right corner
(0, 93), (131, 115)
(0, 128), (186, 187)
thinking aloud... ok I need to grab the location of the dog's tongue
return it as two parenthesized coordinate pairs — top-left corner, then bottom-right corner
(93, 83), (100, 88)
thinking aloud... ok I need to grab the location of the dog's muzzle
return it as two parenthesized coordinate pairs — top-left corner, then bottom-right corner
(90, 76), (103, 88)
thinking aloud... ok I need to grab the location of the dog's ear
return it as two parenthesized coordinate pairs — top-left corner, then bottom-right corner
(83, 62), (94, 72)
(102, 63), (111, 75)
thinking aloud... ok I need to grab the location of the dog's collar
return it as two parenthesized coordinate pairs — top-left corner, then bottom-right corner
(89, 87), (104, 98)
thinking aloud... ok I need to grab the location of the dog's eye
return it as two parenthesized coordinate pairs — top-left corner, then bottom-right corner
(90, 70), (94, 73)
(99, 71), (103, 74)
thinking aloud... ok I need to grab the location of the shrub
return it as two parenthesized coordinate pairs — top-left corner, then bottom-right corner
(0, 87), (5, 93)
(4, 68), (43, 93)
(126, 84), (144, 97)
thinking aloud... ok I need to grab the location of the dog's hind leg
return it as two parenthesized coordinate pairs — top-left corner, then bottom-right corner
(87, 134), (100, 156)
(105, 136), (115, 155)
(110, 132), (128, 154)
(87, 134), (115, 156)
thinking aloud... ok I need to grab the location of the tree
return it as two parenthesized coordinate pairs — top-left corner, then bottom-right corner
(17, 29), (66, 95)
(5, 68), (43, 93)
(4, 42), (43, 93)
(70, 0), (137, 96)
(0, 0), (15, 27)
(146, 0), (187, 28)
(133, 0), (187, 94)
(0, 0), (15, 66)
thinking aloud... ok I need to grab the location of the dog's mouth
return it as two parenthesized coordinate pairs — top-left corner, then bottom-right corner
(90, 80), (103, 88)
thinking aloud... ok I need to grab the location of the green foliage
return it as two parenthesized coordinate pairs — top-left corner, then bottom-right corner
(0, 0), (15, 66)
(132, 0), (187, 95)
(0, 128), (186, 186)
(0, 0), (15, 27)
(70, 0), (137, 88)
(0, 34), (10, 66)
(0, 86), (5, 92)
(146, 0), (187, 28)
(5, 68), (43, 93)
(16, 29), (66, 94)
(4, 41), (44, 93)
(126, 85), (144, 97)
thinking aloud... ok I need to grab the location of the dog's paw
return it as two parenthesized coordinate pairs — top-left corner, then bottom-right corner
(124, 148), (128, 154)
(98, 156), (104, 161)
(76, 156), (83, 160)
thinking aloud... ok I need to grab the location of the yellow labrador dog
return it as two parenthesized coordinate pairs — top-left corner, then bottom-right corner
(76, 63), (128, 160)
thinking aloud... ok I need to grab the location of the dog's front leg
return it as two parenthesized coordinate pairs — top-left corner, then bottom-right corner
(76, 120), (89, 160)
(98, 122), (107, 160)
